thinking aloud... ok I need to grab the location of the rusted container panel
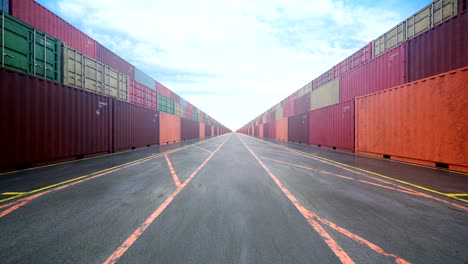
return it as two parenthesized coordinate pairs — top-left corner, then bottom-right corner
(159, 112), (181, 144)
(312, 68), (334, 89)
(0, 67), (110, 172)
(275, 118), (288, 141)
(341, 45), (405, 102)
(181, 118), (200, 140)
(113, 100), (159, 152)
(308, 100), (355, 152)
(405, 11), (468, 83)
(288, 113), (308, 144)
(356, 67), (468, 173)
(283, 100), (294, 118)
(263, 123), (269, 138)
(10, 0), (96, 58)
(96, 43), (134, 79)
(156, 81), (172, 97)
(294, 94), (310, 115)
(199, 122), (206, 138)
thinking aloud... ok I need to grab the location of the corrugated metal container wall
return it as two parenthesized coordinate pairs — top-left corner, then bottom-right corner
(263, 123), (269, 138)
(129, 80), (157, 110)
(308, 100), (355, 152)
(356, 67), (468, 173)
(254, 125), (259, 137)
(0, 68), (110, 172)
(405, 11), (468, 83)
(294, 93), (310, 115)
(96, 43), (134, 79)
(10, 0), (97, 59)
(312, 68), (334, 89)
(1, 0), (9, 13)
(269, 111), (276, 124)
(62, 44), (128, 101)
(310, 78), (340, 110)
(144, 87), (158, 110)
(372, 0), (458, 58)
(340, 44), (405, 102)
(288, 113), (308, 144)
(181, 118), (199, 140)
(460, 0), (467, 13)
(113, 100), (159, 152)
(156, 81), (171, 97)
(1, 12), (62, 82)
(199, 122), (206, 138)
(268, 117), (276, 139)
(275, 118), (288, 141)
(275, 106), (283, 120)
(159, 112), (181, 144)
(205, 124), (212, 136)
(283, 100), (294, 118)
(211, 126), (215, 137)
(134, 67), (156, 89)
(333, 43), (372, 78)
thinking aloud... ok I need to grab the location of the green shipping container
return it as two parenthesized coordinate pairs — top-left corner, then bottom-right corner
(0, 12), (62, 82)
(192, 110), (199, 122)
(158, 94), (175, 114)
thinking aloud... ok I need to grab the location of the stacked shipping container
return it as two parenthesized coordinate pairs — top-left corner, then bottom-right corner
(238, 0), (467, 172)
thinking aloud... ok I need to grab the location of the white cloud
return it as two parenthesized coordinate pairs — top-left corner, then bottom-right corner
(47, 0), (404, 130)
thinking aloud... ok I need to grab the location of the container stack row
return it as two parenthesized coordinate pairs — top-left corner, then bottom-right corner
(238, 0), (467, 173)
(0, 1), (230, 172)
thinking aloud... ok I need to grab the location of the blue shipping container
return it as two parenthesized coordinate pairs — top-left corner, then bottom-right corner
(134, 67), (156, 90)
(1, 0), (9, 13)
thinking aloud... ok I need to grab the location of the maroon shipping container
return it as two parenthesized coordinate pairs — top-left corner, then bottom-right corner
(312, 68), (334, 89)
(283, 100), (294, 118)
(113, 100), (159, 152)
(333, 42), (372, 78)
(205, 124), (212, 136)
(263, 123), (269, 138)
(460, 0), (467, 14)
(181, 118), (200, 140)
(254, 125), (259, 137)
(268, 120), (276, 139)
(0, 67), (111, 172)
(308, 100), (355, 152)
(340, 44), (405, 102)
(405, 12), (468, 83)
(97, 43), (134, 78)
(294, 94), (310, 115)
(10, 0), (97, 59)
(288, 113), (308, 144)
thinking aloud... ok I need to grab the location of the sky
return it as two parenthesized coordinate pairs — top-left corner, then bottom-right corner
(38, 0), (432, 131)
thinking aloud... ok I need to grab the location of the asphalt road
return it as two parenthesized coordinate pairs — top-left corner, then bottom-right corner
(0, 133), (467, 263)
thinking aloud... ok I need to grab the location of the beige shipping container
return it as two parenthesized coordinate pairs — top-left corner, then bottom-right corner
(299, 82), (312, 97)
(276, 105), (283, 120)
(373, 0), (458, 58)
(63, 44), (128, 101)
(175, 102), (185, 118)
(310, 78), (339, 110)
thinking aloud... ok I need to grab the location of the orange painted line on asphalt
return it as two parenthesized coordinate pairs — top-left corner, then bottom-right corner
(103, 136), (230, 264)
(261, 156), (422, 197)
(306, 209), (410, 264)
(165, 154), (181, 188)
(0, 157), (156, 219)
(241, 137), (411, 264)
(192, 145), (213, 154)
(239, 137), (354, 264)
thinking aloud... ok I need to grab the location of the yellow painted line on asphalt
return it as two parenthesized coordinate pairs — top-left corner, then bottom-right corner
(0, 136), (226, 204)
(243, 135), (468, 204)
(446, 193), (468, 197)
(2, 192), (28, 195)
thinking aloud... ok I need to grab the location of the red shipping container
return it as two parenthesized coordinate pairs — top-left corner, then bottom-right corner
(340, 44), (405, 102)
(294, 94), (310, 115)
(11, 0), (97, 59)
(312, 68), (334, 89)
(276, 118), (288, 141)
(283, 100), (294, 118)
(159, 112), (181, 144)
(199, 122), (206, 138)
(288, 113), (308, 144)
(156, 82), (171, 97)
(211, 126), (215, 137)
(113, 100), (159, 152)
(0, 67), (111, 172)
(405, 11), (468, 83)
(308, 100), (355, 152)
(333, 43), (372, 78)
(254, 125), (259, 137)
(205, 124), (212, 136)
(96, 43), (134, 78)
(181, 118), (200, 140)
(263, 123), (269, 138)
